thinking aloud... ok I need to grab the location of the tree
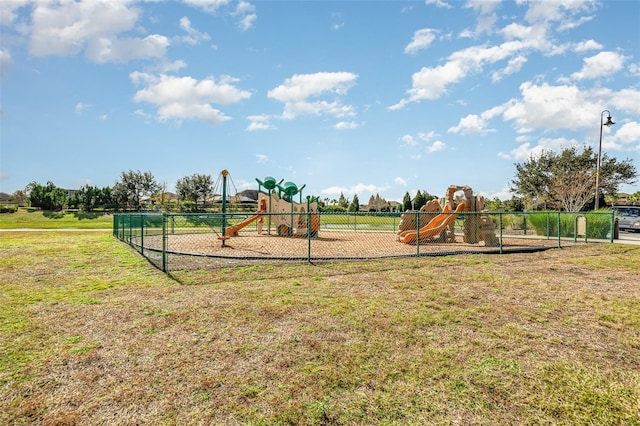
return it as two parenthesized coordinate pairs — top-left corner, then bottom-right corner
(348, 194), (360, 212)
(504, 196), (525, 212)
(75, 185), (100, 212)
(402, 192), (412, 211)
(175, 174), (213, 210)
(510, 146), (637, 211)
(413, 190), (426, 210)
(114, 170), (159, 210)
(338, 192), (349, 209)
(11, 190), (27, 206)
(192, 174), (214, 208)
(26, 181), (68, 211)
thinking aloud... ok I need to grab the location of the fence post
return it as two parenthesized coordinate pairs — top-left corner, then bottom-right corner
(557, 212), (561, 248)
(140, 214), (144, 256)
(610, 211), (615, 243)
(307, 196), (311, 263)
(499, 212), (503, 254)
(415, 210), (420, 257)
(162, 213), (167, 273)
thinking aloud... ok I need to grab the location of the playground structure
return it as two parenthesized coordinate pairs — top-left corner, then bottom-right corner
(115, 176), (597, 272)
(224, 176), (320, 238)
(398, 185), (499, 246)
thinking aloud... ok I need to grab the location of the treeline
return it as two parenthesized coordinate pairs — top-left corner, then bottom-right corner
(27, 182), (115, 211)
(24, 170), (159, 211)
(20, 170), (216, 212)
(8, 146), (639, 213)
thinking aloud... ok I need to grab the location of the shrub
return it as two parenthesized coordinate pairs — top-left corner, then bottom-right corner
(0, 205), (19, 214)
(526, 212), (612, 239)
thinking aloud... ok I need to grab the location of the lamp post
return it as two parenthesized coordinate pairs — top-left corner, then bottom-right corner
(595, 110), (615, 210)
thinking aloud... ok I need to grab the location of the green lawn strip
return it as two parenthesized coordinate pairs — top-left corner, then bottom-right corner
(0, 209), (113, 229)
(1, 236), (639, 424)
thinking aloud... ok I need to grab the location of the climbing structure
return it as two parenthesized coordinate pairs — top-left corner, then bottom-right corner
(224, 176), (320, 238)
(398, 185), (498, 246)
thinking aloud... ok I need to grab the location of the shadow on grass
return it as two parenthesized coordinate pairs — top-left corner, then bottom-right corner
(40, 210), (112, 220)
(42, 211), (66, 219)
(71, 211), (112, 220)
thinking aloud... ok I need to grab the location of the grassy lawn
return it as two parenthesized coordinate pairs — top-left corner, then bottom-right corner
(0, 209), (113, 229)
(1, 230), (639, 425)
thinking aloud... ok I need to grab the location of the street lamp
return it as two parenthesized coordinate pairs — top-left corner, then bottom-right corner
(595, 110), (615, 210)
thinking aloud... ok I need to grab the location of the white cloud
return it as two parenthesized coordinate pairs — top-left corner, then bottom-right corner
(28, 1), (169, 64)
(183, 0), (230, 14)
(498, 137), (578, 161)
(614, 122), (640, 147)
(75, 102), (91, 115)
(178, 16), (211, 45)
(334, 121), (359, 130)
(570, 51), (626, 80)
(501, 82), (620, 132)
(321, 183), (389, 197)
(246, 114), (276, 131)
(524, 1), (594, 25)
(0, 0), (29, 27)
(392, 1), (604, 109)
(130, 72), (251, 126)
(480, 184), (514, 201)
(330, 12), (345, 32)
(86, 34), (169, 63)
(0, 49), (13, 73)
(491, 55), (527, 82)
(187, 0), (256, 30)
(574, 39), (603, 52)
(394, 177), (408, 186)
(448, 104), (504, 135)
(98, 114), (108, 121)
(268, 72), (358, 120)
(233, 1), (256, 31)
(256, 154), (269, 163)
(399, 131), (439, 146)
(448, 114), (488, 135)
(426, 141), (446, 153)
(404, 28), (437, 54)
(400, 134), (418, 146)
(611, 88), (640, 115)
(465, 0), (501, 15)
(391, 39), (528, 108)
(425, 0), (452, 9)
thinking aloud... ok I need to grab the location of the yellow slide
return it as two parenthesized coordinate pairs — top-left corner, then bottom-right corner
(398, 202), (466, 244)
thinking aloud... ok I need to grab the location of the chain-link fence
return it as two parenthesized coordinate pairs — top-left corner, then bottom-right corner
(113, 210), (616, 272)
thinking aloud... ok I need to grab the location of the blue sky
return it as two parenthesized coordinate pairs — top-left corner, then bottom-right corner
(1, 0), (639, 203)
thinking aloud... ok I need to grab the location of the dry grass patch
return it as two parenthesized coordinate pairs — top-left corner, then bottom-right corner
(1, 232), (639, 425)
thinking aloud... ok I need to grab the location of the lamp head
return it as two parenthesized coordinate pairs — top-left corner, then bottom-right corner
(603, 116), (615, 127)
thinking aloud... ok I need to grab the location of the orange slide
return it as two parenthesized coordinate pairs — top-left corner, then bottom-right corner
(224, 214), (263, 237)
(398, 202), (466, 244)
(224, 199), (267, 237)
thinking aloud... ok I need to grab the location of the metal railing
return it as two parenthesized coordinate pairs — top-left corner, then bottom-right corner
(113, 210), (615, 272)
